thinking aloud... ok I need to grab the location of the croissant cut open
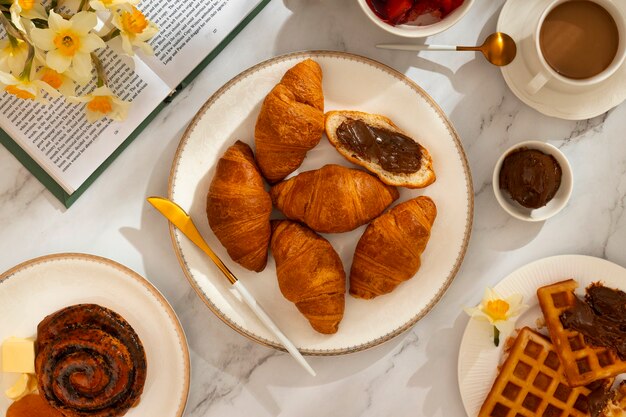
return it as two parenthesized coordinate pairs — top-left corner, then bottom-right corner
(207, 140), (272, 272)
(350, 196), (437, 299)
(254, 58), (325, 183)
(325, 110), (435, 189)
(271, 220), (346, 334)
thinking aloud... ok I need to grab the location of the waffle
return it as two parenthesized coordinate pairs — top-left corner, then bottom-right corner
(537, 279), (626, 387)
(479, 327), (608, 417)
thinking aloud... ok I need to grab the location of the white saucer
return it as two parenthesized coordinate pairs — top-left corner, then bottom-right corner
(497, 0), (626, 120)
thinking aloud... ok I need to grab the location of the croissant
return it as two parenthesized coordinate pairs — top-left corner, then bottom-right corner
(270, 164), (399, 233)
(271, 220), (346, 334)
(350, 196), (437, 299)
(207, 140), (272, 272)
(254, 59), (324, 183)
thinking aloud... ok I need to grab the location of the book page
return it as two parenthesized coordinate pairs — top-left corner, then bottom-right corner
(137, 0), (263, 88)
(0, 48), (170, 194)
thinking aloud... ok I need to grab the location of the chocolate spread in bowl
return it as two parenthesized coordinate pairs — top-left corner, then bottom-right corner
(499, 148), (562, 209)
(336, 119), (422, 174)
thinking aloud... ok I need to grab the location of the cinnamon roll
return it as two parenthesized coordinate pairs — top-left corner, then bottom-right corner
(35, 304), (147, 417)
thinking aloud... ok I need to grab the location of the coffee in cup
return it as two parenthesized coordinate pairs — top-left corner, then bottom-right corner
(526, 0), (626, 95)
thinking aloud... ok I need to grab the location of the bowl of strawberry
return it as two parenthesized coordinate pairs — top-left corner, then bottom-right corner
(358, 0), (474, 37)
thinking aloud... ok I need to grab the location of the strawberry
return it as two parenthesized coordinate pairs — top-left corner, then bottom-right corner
(386, 0), (414, 24)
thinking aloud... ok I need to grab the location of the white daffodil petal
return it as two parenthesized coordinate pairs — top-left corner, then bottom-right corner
(120, 35), (134, 56)
(464, 306), (481, 317)
(485, 288), (501, 301)
(80, 34), (105, 53)
(31, 28), (56, 51)
(494, 320), (515, 337)
(71, 11), (97, 33)
(23, 3), (48, 20)
(59, 81), (76, 96)
(136, 41), (154, 55)
(0, 71), (18, 85)
(47, 10), (67, 32)
(85, 108), (102, 123)
(92, 85), (114, 96)
(36, 80), (61, 98)
(71, 53), (93, 77)
(47, 49), (72, 73)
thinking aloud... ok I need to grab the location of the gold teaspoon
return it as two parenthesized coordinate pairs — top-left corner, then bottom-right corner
(377, 32), (517, 66)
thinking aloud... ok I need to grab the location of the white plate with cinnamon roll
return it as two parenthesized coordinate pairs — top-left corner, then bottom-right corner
(168, 50), (473, 355)
(0, 253), (189, 417)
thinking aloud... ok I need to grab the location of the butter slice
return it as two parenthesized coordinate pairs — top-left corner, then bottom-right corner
(1, 337), (35, 374)
(5, 373), (37, 400)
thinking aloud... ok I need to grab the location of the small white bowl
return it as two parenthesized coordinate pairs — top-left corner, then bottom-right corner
(356, 0), (474, 38)
(492, 141), (573, 222)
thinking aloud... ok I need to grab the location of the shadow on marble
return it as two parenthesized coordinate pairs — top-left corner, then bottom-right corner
(473, 186), (544, 251)
(274, 0), (424, 76)
(407, 312), (467, 416)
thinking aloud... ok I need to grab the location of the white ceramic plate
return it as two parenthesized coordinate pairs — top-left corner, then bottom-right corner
(169, 51), (473, 355)
(0, 254), (189, 417)
(498, 0), (626, 120)
(458, 255), (626, 417)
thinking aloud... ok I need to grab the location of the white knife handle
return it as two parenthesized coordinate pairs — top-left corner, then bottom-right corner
(376, 43), (457, 51)
(232, 281), (316, 377)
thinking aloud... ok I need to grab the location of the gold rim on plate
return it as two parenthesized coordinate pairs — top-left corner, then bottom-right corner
(0, 253), (190, 417)
(167, 50), (474, 356)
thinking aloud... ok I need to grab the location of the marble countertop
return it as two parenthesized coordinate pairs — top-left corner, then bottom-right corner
(2, 0), (626, 416)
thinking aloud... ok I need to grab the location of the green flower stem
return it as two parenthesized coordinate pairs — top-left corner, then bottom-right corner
(78, 0), (90, 11)
(493, 326), (500, 347)
(0, 11), (21, 40)
(100, 28), (120, 42)
(8, 32), (18, 48)
(91, 53), (106, 87)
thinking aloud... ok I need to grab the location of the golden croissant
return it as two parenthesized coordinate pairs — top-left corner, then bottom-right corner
(270, 164), (400, 233)
(350, 196), (437, 299)
(206, 140), (272, 272)
(271, 220), (345, 334)
(254, 59), (324, 183)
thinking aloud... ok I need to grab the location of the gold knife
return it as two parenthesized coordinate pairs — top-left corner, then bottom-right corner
(147, 196), (316, 377)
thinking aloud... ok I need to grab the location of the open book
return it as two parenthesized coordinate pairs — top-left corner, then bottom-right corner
(0, 0), (269, 207)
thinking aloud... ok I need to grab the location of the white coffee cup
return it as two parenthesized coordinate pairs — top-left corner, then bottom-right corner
(526, 0), (626, 95)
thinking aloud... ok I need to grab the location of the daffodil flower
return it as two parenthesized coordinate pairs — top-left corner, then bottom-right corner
(112, 6), (158, 56)
(0, 38), (29, 75)
(464, 288), (527, 346)
(69, 85), (130, 122)
(10, 0), (48, 33)
(90, 0), (139, 12)
(0, 70), (60, 103)
(37, 66), (76, 96)
(30, 10), (105, 76)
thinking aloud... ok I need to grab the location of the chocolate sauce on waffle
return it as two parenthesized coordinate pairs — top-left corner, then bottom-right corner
(560, 284), (626, 360)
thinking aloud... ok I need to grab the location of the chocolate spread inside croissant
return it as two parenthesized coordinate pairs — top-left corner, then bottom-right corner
(350, 196), (437, 299)
(271, 220), (346, 334)
(270, 164), (400, 233)
(35, 304), (147, 417)
(254, 59), (324, 183)
(207, 140), (272, 272)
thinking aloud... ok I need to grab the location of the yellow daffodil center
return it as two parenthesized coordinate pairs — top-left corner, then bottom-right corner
(41, 69), (64, 89)
(121, 7), (148, 35)
(5, 85), (35, 100)
(17, 0), (35, 10)
(54, 31), (81, 57)
(87, 96), (113, 114)
(485, 299), (510, 321)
